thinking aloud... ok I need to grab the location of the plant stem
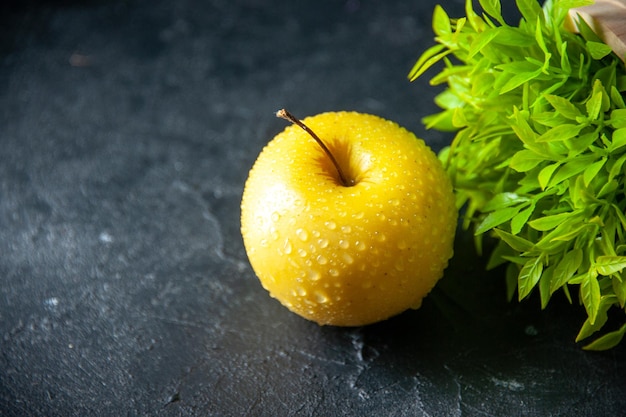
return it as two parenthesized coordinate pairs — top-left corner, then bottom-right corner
(276, 109), (353, 186)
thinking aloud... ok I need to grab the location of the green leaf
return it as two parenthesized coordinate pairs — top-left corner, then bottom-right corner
(538, 163), (560, 190)
(510, 108), (539, 144)
(534, 15), (549, 58)
(550, 248), (583, 294)
(576, 295), (615, 342)
(515, 0), (542, 24)
(528, 211), (573, 231)
(608, 153), (626, 181)
(611, 86), (626, 109)
(611, 128), (626, 151)
(571, 8), (603, 43)
(479, 0), (503, 24)
(483, 192), (529, 211)
(494, 229), (534, 252)
(536, 124), (585, 143)
(583, 158), (606, 187)
(510, 150), (546, 172)
(613, 275), (626, 307)
(586, 90), (603, 121)
(595, 256), (626, 276)
(468, 29), (500, 59)
(586, 41), (613, 60)
(465, 0), (486, 31)
(539, 265), (554, 309)
(598, 179), (618, 198)
(475, 206), (522, 235)
(583, 323), (626, 351)
(408, 44), (451, 81)
(549, 155), (597, 187)
(492, 27), (535, 47)
(511, 204), (535, 235)
(581, 270), (601, 325)
(609, 110), (626, 129)
(518, 256), (543, 300)
(432, 5), (452, 36)
(500, 68), (543, 94)
(544, 94), (583, 120)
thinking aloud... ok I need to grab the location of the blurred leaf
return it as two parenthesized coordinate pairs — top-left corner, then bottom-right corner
(576, 295), (616, 342)
(586, 41), (613, 60)
(583, 323), (626, 351)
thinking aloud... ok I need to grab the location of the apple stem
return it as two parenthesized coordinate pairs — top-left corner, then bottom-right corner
(276, 109), (354, 187)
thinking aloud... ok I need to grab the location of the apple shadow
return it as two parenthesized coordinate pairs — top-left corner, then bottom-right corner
(317, 226), (593, 378)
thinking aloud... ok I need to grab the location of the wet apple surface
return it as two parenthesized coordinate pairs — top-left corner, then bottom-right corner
(241, 111), (457, 326)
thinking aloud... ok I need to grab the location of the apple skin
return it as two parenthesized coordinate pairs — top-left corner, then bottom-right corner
(240, 111), (457, 326)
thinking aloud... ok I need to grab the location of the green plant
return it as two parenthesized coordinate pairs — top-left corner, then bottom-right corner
(410, 0), (626, 349)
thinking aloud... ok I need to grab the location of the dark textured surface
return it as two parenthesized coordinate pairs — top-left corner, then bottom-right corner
(1, 1), (625, 416)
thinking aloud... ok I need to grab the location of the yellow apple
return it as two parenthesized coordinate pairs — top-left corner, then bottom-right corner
(240, 110), (457, 326)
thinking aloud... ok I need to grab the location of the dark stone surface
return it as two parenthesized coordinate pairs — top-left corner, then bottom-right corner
(1, 0), (624, 415)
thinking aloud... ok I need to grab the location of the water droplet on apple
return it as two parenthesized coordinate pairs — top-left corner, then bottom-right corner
(314, 291), (329, 304)
(353, 211), (364, 219)
(355, 241), (366, 251)
(308, 269), (322, 281)
(316, 255), (328, 265)
(297, 287), (307, 296)
(296, 228), (309, 241)
(342, 253), (354, 265)
(339, 240), (349, 249)
(397, 240), (408, 250)
(329, 268), (339, 277)
(395, 260), (405, 271)
(375, 232), (387, 242)
(271, 212), (280, 222)
(325, 221), (337, 230)
(341, 225), (352, 234)
(283, 239), (293, 254)
(389, 198), (400, 206)
(318, 238), (329, 249)
(260, 239), (268, 247)
(298, 248), (308, 257)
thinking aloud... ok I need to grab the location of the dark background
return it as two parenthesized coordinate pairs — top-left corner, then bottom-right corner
(1, 0), (625, 416)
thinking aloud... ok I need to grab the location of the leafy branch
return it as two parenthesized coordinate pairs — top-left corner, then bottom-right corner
(410, 0), (626, 349)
